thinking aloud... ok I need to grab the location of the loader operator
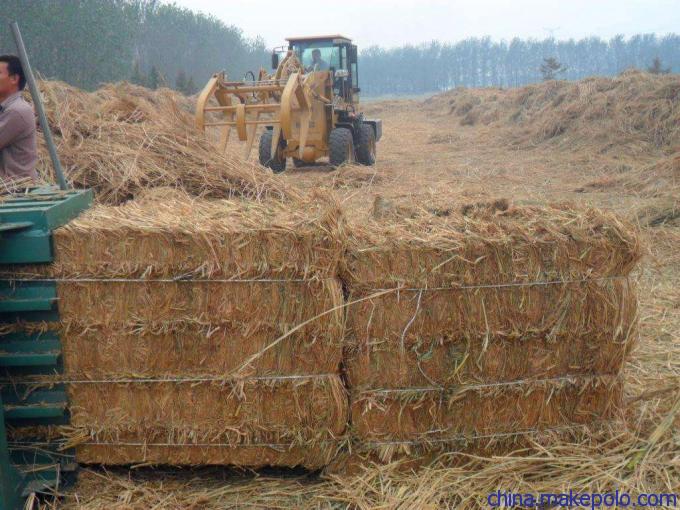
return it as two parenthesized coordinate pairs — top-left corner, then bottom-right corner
(306, 49), (329, 72)
(0, 54), (38, 182)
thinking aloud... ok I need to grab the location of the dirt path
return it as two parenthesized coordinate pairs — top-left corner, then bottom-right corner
(281, 98), (662, 217)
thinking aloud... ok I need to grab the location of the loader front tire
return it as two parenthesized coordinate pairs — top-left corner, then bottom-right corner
(293, 158), (314, 168)
(329, 127), (354, 168)
(259, 130), (286, 173)
(355, 123), (376, 166)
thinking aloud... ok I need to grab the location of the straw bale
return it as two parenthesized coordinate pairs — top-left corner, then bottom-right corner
(350, 375), (622, 442)
(34, 81), (298, 204)
(1, 190), (344, 280)
(55, 279), (343, 335)
(345, 330), (633, 390)
(346, 278), (635, 351)
(340, 200), (639, 467)
(345, 277), (636, 389)
(76, 443), (339, 469)
(61, 325), (341, 378)
(68, 376), (347, 443)
(326, 421), (611, 473)
(66, 375), (347, 467)
(342, 203), (640, 288)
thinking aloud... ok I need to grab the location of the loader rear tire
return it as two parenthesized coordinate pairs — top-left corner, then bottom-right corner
(355, 123), (376, 166)
(329, 127), (354, 168)
(259, 130), (286, 173)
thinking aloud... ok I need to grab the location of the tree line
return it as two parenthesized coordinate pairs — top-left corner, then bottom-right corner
(0, 1), (677, 96)
(0, 0), (268, 92)
(359, 34), (680, 96)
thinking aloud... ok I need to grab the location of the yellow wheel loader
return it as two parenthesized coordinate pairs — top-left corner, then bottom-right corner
(195, 35), (382, 172)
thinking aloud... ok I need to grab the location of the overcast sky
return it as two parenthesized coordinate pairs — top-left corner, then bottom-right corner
(176, 0), (679, 49)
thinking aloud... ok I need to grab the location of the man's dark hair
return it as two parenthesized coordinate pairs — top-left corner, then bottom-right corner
(0, 55), (26, 90)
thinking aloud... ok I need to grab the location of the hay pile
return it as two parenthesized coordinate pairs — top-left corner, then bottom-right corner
(340, 200), (641, 464)
(580, 154), (680, 197)
(574, 151), (679, 230)
(579, 153), (680, 227)
(33, 81), (295, 204)
(426, 70), (680, 154)
(3, 190), (348, 469)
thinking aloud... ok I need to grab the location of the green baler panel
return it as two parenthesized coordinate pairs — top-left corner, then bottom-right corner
(0, 188), (93, 231)
(0, 187), (92, 264)
(0, 281), (57, 313)
(0, 395), (22, 510)
(0, 186), (91, 509)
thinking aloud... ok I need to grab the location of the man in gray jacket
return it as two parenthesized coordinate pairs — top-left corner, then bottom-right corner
(0, 54), (37, 181)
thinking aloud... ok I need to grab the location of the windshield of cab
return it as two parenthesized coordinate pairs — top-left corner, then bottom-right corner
(290, 41), (340, 71)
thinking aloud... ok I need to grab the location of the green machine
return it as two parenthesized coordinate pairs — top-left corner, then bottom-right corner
(0, 22), (94, 509)
(0, 186), (93, 510)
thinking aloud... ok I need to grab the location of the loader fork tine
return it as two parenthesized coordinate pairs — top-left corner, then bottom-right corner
(271, 126), (282, 159)
(244, 110), (261, 159)
(219, 124), (231, 155)
(296, 74), (314, 160)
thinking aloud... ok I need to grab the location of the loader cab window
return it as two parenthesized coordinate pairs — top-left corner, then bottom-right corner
(290, 41), (341, 72)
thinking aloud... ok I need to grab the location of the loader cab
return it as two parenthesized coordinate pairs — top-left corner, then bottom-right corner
(282, 35), (359, 104)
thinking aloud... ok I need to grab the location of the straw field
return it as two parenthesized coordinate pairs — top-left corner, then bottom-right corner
(7, 71), (679, 508)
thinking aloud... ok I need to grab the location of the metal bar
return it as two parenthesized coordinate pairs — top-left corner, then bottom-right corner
(0, 200), (60, 207)
(3, 403), (66, 421)
(204, 104), (279, 112)
(0, 351), (60, 368)
(0, 221), (33, 232)
(9, 22), (69, 190)
(221, 80), (287, 86)
(204, 120), (278, 127)
(218, 85), (284, 94)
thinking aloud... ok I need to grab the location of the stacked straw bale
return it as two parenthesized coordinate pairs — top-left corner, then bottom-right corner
(2, 188), (643, 469)
(5, 190), (348, 468)
(341, 201), (641, 462)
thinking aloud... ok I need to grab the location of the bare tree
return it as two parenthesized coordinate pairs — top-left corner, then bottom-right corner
(540, 57), (567, 81)
(130, 60), (146, 87)
(148, 66), (161, 89)
(648, 57), (671, 74)
(175, 70), (188, 93)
